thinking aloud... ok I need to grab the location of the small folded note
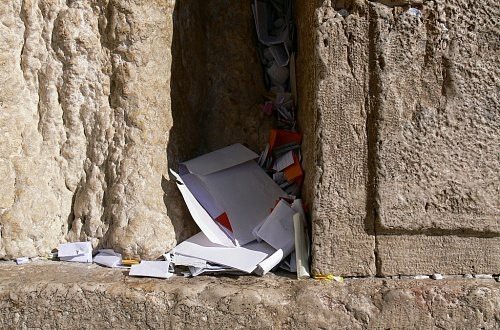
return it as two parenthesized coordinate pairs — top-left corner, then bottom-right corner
(129, 261), (173, 279)
(94, 249), (122, 268)
(58, 242), (92, 263)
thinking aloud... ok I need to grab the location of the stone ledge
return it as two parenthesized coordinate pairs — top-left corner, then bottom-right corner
(0, 262), (499, 329)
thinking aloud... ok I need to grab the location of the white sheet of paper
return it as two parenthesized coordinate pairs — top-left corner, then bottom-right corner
(256, 200), (295, 250)
(273, 150), (295, 172)
(291, 199), (306, 220)
(58, 242), (92, 263)
(180, 143), (258, 176)
(129, 261), (173, 279)
(174, 143), (285, 247)
(174, 232), (275, 273)
(201, 161), (285, 246)
(182, 173), (225, 220)
(173, 254), (207, 268)
(94, 250), (122, 268)
(281, 251), (297, 272)
(294, 213), (310, 279)
(189, 264), (243, 277)
(255, 242), (294, 276)
(171, 170), (236, 247)
(16, 257), (30, 265)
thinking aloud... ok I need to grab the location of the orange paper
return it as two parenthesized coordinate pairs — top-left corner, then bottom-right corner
(269, 129), (302, 151)
(284, 153), (303, 183)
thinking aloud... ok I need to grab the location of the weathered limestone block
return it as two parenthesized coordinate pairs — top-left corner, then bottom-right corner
(1, 0), (271, 261)
(0, 0), (73, 258)
(375, 0), (500, 234)
(0, 0), (179, 260)
(377, 235), (500, 275)
(298, 0), (499, 276)
(0, 263), (499, 329)
(297, 0), (377, 276)
(373, 0), (500, 275)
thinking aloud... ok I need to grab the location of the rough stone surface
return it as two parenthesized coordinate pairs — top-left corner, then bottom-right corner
(0, 262), (499, 329)
(0, 0), (267, 261)
(297, 0), (377, 277)
(377, 235), (500, 275)
(0, 0), (178, 260)
(372, 0), (500, 275)
(1, 0), (499, 277)
(374, 0), (500, 234)
(297, 0), (499, 276)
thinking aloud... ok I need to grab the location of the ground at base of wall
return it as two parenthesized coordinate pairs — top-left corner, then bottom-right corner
(0, 262), (499, 329)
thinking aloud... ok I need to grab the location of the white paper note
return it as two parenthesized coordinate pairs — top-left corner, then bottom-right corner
(94, 250), (122, 268)
(170, 170), (236, 247)
(294, 213), (310, 279)
(173, 254), (207, 268)
(129, 261), (173, 279)
(58, 242), (92, 263)
(273, 150), (295, 172)
(174, 144), (286, 247)
(16, 257), (30, 265)
(255, 242), (294, 276)
(174, 232), (275, 273)
(256, 200), (295, 250)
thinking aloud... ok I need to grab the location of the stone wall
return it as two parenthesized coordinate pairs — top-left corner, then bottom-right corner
(296, 0), (499, 276)
(0, 0), (180, 260)
(1, 0), (498, 276)
(1, 263), (499, 329)
(0, 0), (268, 261)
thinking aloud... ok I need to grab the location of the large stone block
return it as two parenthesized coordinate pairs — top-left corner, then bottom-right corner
(297, 0), (377, 277)
(0, 0), (269, 261)
(372, 0), (500, 275)
(297, 0), (498, 276)
(0, 0), (178, 259)
(377, 235), (500, 275)
(374, 0), (500, 234)
(0, 263), (499, 329)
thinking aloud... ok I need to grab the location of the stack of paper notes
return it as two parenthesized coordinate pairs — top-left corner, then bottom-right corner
(258, 129), (304, 197)
(170, 143), (310, 278)
(51, 140), (308, 279)
(252, 0), (297, 131)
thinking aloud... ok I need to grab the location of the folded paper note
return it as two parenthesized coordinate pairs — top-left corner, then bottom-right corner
(256, 199), (295, 250)
(174, 232), (275, 273)
(58, 242), (92, 263)
(94, 249), (122, 268)
(172, 143), (286, 247)
(129, 261), (173, 279)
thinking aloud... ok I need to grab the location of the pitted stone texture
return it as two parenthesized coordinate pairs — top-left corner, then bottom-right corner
(298, 0), (499, 276)
(377, 235), (500, 276)
(1, 0), (273, 261)
(374, 0), (500, 234)
(297, 0), (377, 277)
(0, 263), (499, 329)
(0, 0), (179, 260)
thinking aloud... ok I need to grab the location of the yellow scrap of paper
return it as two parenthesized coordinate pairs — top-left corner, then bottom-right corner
(314, 274), (344, 283)
(121, 259), (140, 266)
